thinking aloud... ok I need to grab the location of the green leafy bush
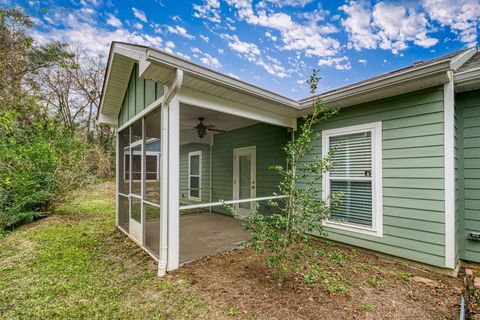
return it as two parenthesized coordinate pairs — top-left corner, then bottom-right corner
(0, 109), (93, 232)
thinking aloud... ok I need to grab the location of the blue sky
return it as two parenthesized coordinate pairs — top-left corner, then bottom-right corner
(8, 0), (480, 99)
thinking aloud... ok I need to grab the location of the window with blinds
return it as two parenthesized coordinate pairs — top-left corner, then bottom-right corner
(322, 122), (383, 236)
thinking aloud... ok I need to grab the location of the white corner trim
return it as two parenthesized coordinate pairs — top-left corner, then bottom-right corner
(187, 151), (202, 201)
(321, 121), (383, 238)
(115, 133), (120, 226)
(444, 78), (456, 269)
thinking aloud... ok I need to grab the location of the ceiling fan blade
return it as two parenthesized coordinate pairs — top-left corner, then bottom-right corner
(208, 128), (226, 132)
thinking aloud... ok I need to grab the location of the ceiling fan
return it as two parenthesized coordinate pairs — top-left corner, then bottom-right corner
(182, 117), (225, 138)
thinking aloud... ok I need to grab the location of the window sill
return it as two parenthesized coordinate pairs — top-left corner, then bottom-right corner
(322, 220), (383, 238)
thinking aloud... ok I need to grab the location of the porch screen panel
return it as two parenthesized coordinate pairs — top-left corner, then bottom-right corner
(118, 195), (129, 232)
(131, 145), (142, 195)
(144, 203), (160, 257)
(131, 197), (141, 223)
(329, 132), (373, 227)
(145, 110), (161, 204)
(119, 129), (130, 194)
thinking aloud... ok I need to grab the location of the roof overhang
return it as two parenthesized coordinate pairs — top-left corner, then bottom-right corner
(299, 59), (453, 111)
(97, 42), (299, 128)
(98, 43), (480, 126)
(454, 67), (480, 93)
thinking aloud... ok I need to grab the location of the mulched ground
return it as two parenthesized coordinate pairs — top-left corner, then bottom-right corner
(176, 244), (463, 320)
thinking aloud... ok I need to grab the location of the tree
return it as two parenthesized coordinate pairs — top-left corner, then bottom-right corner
(0, 8), (71, 118)
(233, 70), (342, 283)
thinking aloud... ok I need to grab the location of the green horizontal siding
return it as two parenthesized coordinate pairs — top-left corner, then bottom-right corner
(118, 63), (164, 127)
(306, 87), (446, 267)
(457, 89), (480, 262)
(179, 143), (211, 206)
(211, 123), (290, 214)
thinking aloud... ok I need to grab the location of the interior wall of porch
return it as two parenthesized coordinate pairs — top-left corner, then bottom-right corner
(210, 123), (291, 215)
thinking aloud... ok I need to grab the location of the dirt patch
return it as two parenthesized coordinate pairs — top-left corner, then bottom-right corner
(179, 245), (462, 320)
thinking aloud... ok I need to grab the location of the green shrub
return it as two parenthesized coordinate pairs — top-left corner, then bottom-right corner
(0, 109), (93, 231)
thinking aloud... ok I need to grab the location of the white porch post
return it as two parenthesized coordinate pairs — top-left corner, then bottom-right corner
(444, 74), (456, 269)
(167, 97), (180, 271)
(158, 69), (183, 276)
(158, 102), (169, 276)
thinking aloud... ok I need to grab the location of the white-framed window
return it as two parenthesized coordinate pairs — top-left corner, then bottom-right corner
(322, 122), (383, 237)
(188, 151), (202, 201)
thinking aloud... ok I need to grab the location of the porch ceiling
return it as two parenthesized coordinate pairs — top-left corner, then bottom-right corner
(180, 103), (257, 145)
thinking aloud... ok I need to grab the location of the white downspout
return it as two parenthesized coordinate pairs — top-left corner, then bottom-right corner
(158, 69), (183, 277)
(209, 133), (214, 213)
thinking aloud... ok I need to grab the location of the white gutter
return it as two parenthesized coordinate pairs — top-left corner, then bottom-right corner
(145, 48), (300, 109)
(300, 58), (453, 109)
(454, 67), (480, 92)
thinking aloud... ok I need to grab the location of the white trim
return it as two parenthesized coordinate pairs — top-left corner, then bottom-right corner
(145, 48), (299, 108)
(158, 101), (169, 276)
(177, 87), (297, 130)
(444, 79), (456, 269)
(187, 151), (202, 201)
(233, 146), (256, 217)
(300, 59), (452, 109)
(450, 47), (478, 71)
(454, 67), (480, 93)
(167, 97), (180, 271)
(117, 96), (163, 132)
(179, 195), (288, 211)
(115, 133), (120, 226)
(321, 121), (383, 237)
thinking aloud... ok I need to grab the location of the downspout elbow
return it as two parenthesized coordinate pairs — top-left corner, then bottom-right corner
(164, 69), (184, 105)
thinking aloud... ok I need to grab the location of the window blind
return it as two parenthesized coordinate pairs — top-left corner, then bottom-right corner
(329, 131), (373, 227)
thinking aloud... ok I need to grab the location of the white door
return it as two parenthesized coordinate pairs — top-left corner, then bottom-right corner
(233, 146), (256, 217)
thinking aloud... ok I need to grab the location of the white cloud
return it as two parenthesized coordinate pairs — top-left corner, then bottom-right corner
(339, 0), (377, 50)
(318, 56), (351, 70)
(165, 41), (175, 49)
(263, 0), (314, 7)
(106, 14), (122, 27)
(193, 0), (221, 23)
(373, 2), (438, 53)
(358, 58), (367, 65)
(167, 25), (195, 39)
(191, 47), (202, 54)
(132, 7), (147, 22)
(200, 35), (210, 42)
(200, 53), (222, 68)
(32, 13), (163, 56)
(225, 0), (340, 57)
(133, 23), (143, 30)
(172, 15), (182, 22)
(218, 48), (224, 54)
(422, 0), (480, 46)
(221, 32), (290, 78)
(340, 0), (438, 54)
(221, 34), (260, 57)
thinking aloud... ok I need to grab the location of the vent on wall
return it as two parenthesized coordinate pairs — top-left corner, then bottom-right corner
(468, 232), (480, 241)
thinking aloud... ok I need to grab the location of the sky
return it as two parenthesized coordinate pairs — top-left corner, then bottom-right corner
(6, 0), (480, 99)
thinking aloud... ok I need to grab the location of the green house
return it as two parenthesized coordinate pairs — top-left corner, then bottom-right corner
(98, 42), (480, 275)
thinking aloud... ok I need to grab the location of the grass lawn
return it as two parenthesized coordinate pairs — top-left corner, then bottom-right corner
(0, 181), (208, 319)
(0, 181), (464, 319)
